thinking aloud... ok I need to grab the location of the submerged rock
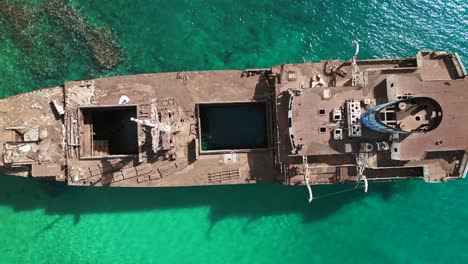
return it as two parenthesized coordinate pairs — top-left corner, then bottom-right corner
(42, 0), (121, 69)
(0, 0), (121, 77)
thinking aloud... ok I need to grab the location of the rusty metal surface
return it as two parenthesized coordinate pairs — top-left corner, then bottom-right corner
(0, 50), (467, 187)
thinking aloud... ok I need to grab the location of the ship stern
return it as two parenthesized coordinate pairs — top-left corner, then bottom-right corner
(0, 87), (66, 181)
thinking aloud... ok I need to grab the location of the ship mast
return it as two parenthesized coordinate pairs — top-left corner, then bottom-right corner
(130, 99), (172, 153)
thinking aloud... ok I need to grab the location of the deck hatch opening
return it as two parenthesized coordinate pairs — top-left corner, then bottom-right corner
(80, 105), (139, 158)
(198, 102), (268, 152)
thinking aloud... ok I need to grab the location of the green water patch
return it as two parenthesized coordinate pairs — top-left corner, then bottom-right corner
(199, 102), (268, 151)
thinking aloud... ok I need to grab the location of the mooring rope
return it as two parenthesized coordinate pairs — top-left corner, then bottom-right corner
(303, 153), (368, 202)
(311, 185), (365, 200)
(302, 155), (313, 203)
(305, 177), (313, 203)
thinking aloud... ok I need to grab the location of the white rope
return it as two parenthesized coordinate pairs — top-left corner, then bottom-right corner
(302, 153), (369, 203)
(352, 40), (360, 60)
(312, 185), (365, 200)
(302, 156), (313, 203)
(305, 177), (313, 203)
(352, 40), (360, 74)
(355, 153), (369, 193)
(363, 176), (368, 193)
(351, 40), (361, 86)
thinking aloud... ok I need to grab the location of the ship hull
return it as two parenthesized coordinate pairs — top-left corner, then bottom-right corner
(1, 50), (467, 189)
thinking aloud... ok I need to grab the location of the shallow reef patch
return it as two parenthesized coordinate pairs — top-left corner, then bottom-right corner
(0, 0), (121, 79)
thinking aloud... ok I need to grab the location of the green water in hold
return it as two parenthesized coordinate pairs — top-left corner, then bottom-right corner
(199, 103), (267, 151)
(1, 0), (467, 263)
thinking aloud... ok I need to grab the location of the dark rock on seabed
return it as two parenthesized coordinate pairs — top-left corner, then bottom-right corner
(0, 0), (121, 77)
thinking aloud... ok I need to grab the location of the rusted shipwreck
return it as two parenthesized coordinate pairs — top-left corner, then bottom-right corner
(1, 44), (467, 201)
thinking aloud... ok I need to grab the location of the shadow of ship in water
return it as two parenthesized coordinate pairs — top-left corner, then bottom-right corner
(0, 173), (411, 224)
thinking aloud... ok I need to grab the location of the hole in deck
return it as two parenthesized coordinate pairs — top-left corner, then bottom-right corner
(81, 106), (139, 157)
(198, 102), (268, 151)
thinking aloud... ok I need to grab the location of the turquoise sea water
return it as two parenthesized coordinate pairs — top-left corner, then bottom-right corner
(0, 0), (467, 263)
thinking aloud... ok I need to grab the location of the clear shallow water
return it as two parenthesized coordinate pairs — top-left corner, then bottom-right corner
(0, 0), (467, 263)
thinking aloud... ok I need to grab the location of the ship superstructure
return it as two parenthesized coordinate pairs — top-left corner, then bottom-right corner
(1, 44), (467, 200)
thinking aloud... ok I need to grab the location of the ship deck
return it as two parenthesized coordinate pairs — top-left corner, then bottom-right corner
(0, 50), (467, 187)
(63, 70), (281, 187)
(274, 52), (467, 185)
